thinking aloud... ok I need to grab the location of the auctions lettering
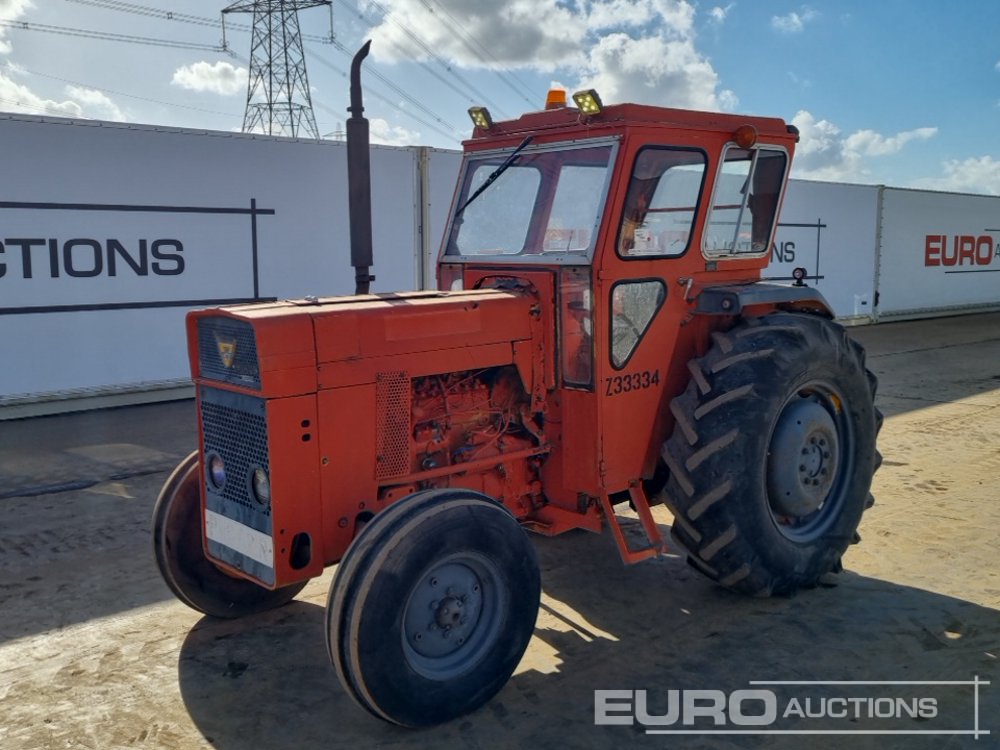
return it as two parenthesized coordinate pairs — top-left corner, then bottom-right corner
(0, 237), (184, 279)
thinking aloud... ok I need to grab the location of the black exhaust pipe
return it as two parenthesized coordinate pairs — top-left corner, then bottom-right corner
(347, 41), (374, 295)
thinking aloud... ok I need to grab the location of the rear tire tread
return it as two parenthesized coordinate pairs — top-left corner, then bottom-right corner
(662, 313), (881, 596)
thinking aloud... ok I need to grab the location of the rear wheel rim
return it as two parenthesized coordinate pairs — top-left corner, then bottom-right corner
(766, 382), (853, 543)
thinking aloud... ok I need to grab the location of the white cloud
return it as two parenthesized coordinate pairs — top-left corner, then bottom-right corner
(368, 0), (584, 70)
(790, 109), (937, 182)
(580, 32), (733, 110)
(366, 0), (734, 111)
(787, 71), (811, 88)
(0, 0), (33, 54)
(171, 61), (246, 95)
(587, 0), (659, 31)
(771, 7), (818, 34)
(844, 127), (938, 157)
(916, 156), (1000, 196)
(0, 69), (83, 117)
(708, 4), (734, 24)
(65, 85), (127, 121)
(369, 117), (420, 146)
(0, 68), (128, 120)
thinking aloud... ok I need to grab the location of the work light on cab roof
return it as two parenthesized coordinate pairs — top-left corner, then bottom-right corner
(468, 87), (605, 133)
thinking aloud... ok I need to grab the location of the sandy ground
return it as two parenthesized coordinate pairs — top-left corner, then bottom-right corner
(0, 313), (998, 750)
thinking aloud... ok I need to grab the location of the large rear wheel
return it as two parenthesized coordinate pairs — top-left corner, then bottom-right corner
(326, 488), (540, 727)
(662, 313), (882, 596)
(152, 451), (306, 618)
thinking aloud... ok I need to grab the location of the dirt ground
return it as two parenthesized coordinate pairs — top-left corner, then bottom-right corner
(0, 313), (997, 750)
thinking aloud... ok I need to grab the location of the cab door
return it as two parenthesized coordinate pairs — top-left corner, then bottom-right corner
(594, 142), (711, 490)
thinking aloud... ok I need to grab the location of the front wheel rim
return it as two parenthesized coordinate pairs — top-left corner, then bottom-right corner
(401, 552), (505, 680)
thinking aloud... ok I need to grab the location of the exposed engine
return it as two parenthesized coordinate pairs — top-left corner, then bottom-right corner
(376, 366), (542, 505)
(411, 366), (538, 471)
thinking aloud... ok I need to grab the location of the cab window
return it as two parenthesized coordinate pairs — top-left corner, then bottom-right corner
(446, 142), (615, 260)
(617, 148), (707, 258)
(704, 147), (787, 256)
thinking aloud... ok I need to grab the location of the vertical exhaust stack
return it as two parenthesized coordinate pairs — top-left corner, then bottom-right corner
(347, 41), (374, 295)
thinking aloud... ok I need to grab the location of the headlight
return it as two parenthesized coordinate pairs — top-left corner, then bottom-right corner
(250, 467), (271, 506)
(207, 453), (226, 490)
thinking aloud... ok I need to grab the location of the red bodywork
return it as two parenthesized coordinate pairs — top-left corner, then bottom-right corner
(189, 101), (810, 588)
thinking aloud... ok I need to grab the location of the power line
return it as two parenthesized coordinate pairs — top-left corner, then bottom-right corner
(57, 0), (460, 140)
(306, 48), (460, 141)
(9, 65), (239, 119)
(62, 0), (335, 44)
(63, 0), (219, 29)
(319, 39), (459, 132)
(0, 19), (224, 52)
(422, 0), (537, 106)
(0, 96), (86, 118)
(342, 0), (509, 116)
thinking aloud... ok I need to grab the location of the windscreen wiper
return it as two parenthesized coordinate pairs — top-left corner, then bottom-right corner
(454, 136), (534, 217)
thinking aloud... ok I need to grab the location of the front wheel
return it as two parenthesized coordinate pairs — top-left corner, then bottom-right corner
(326, 488), (540, 727)
(662, 313), (882, 596)
(152, 451), (306, 618)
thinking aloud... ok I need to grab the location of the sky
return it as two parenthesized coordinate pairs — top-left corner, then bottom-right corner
(0, 0), (998, 194)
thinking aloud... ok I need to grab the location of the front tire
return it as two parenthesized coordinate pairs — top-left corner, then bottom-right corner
(662, 313), (882, 596)
(152, 451), (306, 618)
(326, 489), (540, 727)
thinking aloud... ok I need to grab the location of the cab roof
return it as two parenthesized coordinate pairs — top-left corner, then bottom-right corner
(464, 102), (797, 149)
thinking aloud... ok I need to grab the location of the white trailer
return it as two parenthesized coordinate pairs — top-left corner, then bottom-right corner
(2, 113), (997, 417)
(0, 114), (454, 417)
(876, 187), (1000, 320)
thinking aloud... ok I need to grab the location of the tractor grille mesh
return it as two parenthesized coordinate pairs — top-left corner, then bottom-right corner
(200, 395), (270, 516)
(375, 371), (411, 479)
(197, 317), (261, 389)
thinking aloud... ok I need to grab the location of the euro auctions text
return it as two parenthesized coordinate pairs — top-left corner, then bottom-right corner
(595, 677), (990, 738)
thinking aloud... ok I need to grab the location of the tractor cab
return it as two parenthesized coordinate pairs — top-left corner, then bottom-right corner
(438, 91), (801, 497)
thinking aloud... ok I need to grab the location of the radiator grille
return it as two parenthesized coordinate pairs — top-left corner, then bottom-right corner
(375, 371), (411, 479)
(197, 316), (261, 389)
(200, 392), (270, 516)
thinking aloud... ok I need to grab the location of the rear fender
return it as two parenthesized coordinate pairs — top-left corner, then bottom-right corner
(695, 283), (834, 319)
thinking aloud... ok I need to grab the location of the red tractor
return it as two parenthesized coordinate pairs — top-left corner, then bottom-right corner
(153, 44), (881, 727)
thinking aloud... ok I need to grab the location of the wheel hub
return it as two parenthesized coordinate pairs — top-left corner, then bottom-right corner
(404, 562), (484, 660)
(768, 396), (840, 518)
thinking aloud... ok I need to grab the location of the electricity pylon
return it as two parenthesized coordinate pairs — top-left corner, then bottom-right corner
(222, 0), (330, 139)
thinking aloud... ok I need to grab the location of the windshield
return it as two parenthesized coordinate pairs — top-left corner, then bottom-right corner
(444, 140), (616, 261)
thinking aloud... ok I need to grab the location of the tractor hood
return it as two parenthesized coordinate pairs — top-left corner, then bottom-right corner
(187, 289), (540, 399)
